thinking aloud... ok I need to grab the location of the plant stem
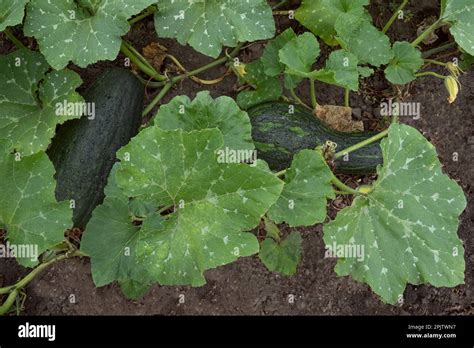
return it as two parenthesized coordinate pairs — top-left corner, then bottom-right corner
(289, 89), (311, 110)
(143, 43), (244, 118)
(310, 79), (317, 109)
(272, 0), (289, 10)
(167, 54), (227, 85)
(129, 5), (157, 25)
(122, 40), (156, 72)
(273, 10), (292, 15)
(382, 0), (409, 33)
(330, 174), (360, 195)
(0, 251), (81, 315)
(344, 88), (350, 107)
(424, 58), (448, 66)
(415, 71), (446, 79)
(422, 42), (457, 58)
(4, 28), (26, 50)
(0, 289), (18, 316)
(142, 82), (173, 117)
(411, 19), (443, 47)
(275, 169), (287, 177)
(335, 129), (389, 159)
(120, 42), (166, 81)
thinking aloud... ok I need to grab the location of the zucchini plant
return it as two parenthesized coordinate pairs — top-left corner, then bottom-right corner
(0, 0), (471, 313)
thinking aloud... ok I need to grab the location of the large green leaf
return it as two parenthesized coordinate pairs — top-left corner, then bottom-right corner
(0, 0), (28, 31)
(335, 13), (393, 67)
(81, 165), (152, 299)
(154, 91), (254, 153)
(259, 232), (302, 276)
(0, 49), (83, 156)
(295, 0), (369, 46)
(116, 128), (284, 286)
(0, 151), (72, 267)
(324, 124), (467, 304)
(268, 149), (335, 227)
(154, 0), (275, 58)
(279, 32), (320, 78)
(385, 42), (424, 85)
(313, 49), (362, 91)
(23, 0), (156, 69)
(443, 0), (474, 56)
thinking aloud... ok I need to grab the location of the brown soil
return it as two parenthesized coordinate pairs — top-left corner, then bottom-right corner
(0, 1), (472, 315)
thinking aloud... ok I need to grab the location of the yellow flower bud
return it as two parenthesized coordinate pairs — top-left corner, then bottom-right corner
(234, 63), (247, 78)
(446, 62), (463, 78)
(444, 76), (459, 104)
(358, 185), (373, 194)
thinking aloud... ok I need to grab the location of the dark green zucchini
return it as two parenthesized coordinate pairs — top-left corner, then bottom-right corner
(249, 102), (383, 174)
(48, 68), (144, 228)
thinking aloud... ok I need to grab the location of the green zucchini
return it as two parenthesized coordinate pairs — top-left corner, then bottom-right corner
(48, 68), (144, 228)
(248, 102), (383, 174)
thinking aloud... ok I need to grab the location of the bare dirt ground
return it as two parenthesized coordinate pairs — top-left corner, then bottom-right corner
(0, 0), (472, 315)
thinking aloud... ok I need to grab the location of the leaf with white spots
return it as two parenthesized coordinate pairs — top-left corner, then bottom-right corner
(295, 0), (369, 46)
(259, 232), (302, 276)
(443, 0), (474, 56)
(81, 164), (152, 299)
(323, 124), (467, 304)
(23, 0), (157, 69)
(115, 128), (284, 286)
(312, 49), (362, 91)
(335, 13), (394, 67)
(0, 0), (28, 31)
(385, 42), (424, 85)
(0, 49), (84, 156)
(0, 151), (72, 267)
(154, 91), (254, 153)
(279, 32), (321, 79)
(154, 0), (275, 58)
(268, 149), (335, 227)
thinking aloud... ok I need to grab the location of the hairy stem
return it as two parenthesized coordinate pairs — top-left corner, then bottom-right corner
(143, 43), (244, 118)
(273, 10), (292, 15)
(275, 169), (287, 178)
(422, 42), (457, 58)
(330, 174), (360, 195)
(424, 58), (448, 67)
(289, 89), (311, 110)
(0, 251), (81, 315)
(272, 0), (289, 10)
(142, 82), (173, 117)
(415, 71), (446, 79)
(120, 41), (166, 81)
(335, 129), (389, 159)
(310, 79), (317, 109)
(411, 19), (443, 47)
(0, 289), (18, 316)
(129, 5), (157, 25)
(382, 0), (409, 33)
(344, 88), (350, 107)
(4, 28), (26, 50)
